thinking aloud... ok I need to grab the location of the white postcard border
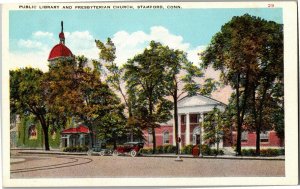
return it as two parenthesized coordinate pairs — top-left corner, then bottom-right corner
(1, 1), (298, 187)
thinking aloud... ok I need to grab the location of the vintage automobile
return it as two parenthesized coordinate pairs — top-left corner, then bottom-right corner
(87, 146), (102, 156)
(113, 142), (144, 157)
(87, 142), (112, 156)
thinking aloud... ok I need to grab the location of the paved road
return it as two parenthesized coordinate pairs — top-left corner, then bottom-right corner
(10, 154), (285, 178)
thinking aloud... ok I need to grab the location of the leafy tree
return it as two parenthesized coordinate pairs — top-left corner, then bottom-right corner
(95, 38), (140, 141)
(90, 83), (126, 149)
(124, 41), (173, 153)
(10, 68), (51, 150)
(203, 107), (226, 155)
(201, 14), (283, 155)
(44, 58), (84, 131)
(160, 45), (217, 154)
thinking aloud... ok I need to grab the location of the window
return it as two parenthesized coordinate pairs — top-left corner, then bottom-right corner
(163, 131), (170, 144)
(50, 128), (56, 139)
(181, 115), (186, 124)
(148, 130), (153, 143)
(241, 131), (248, 142)
(28, 125), (37, 140)
(260, 131), (269, 142)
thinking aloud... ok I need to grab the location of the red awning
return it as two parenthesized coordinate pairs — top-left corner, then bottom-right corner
(62, 125), (90, 134)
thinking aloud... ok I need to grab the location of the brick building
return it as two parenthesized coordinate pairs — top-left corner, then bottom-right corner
(143, 94), (284, 149)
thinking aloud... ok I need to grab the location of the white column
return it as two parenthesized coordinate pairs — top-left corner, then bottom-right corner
(67, 135), (70, 147)
(199, 113), (204, 157)
(185, 113), (190, 145)
(200, 113), (204, 144)
(178, 114), (182, 149)
(199, 113), (204, 144)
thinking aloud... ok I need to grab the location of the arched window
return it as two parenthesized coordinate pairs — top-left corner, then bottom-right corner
(28, 125), (37, 140)
(148, 130), (153, 143)
(163, 131), (170, 144)
(241, 131), (248, 142)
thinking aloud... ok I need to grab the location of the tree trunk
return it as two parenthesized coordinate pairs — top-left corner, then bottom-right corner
(152, 126), (156, 154)
(256, 84), (268, 156)
(129, 105), (134, 142)
(255, 123), (261, 156)
(149, 98), (156, 154)
(252, 87), (259, 156)
(236, 73), (242, 155)
(173, 94), (179, 155)
(38, 115), (50, 151)
(216, 136), (219, 156)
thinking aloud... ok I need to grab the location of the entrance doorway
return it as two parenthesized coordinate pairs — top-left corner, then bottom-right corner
(196, 134), (200, 145)
(193, 127), (201, 145)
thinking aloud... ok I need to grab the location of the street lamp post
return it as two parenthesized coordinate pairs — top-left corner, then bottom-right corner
(175, 137), (183, 161)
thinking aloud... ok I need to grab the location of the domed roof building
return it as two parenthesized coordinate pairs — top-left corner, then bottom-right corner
(48, 21), (74, 63)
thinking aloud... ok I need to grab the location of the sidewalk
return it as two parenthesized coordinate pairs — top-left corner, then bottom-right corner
(12, 149), (285, 160)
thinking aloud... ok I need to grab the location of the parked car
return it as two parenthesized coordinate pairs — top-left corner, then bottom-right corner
(113, 142), (144, 157)
(86, 142), (111, 156)
(87, 146), (103, 156)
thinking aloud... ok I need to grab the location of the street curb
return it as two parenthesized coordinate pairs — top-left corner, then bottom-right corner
(141, 154), (285, 161)
(18, 151), (87, 156)
(15, 150), (285, 161)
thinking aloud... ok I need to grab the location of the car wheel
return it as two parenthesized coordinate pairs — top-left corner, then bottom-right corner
(112, 150), (119, 156)
(87, 150), (92, 156)
(99, 151), (105, 156)
(130, 150), (137, 157)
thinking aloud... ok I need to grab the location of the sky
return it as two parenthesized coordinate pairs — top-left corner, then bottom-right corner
(9, 8), (283, 72)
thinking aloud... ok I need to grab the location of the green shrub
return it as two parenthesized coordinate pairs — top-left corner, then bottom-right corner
(210, 149), (224, 156)
(139, 148), (153, 154)
(200, 144), (211, 155)
(166, 145), (176, 153)
(241, 149), (256, 156)
(63, 146), (89, 152)
(181, 145), (193, 154)
(260, 149), (280, 156)
(241, 148), (282, 156)
(156, 146), (163, 154)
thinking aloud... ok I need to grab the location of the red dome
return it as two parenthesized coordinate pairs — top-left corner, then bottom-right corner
(48, 43), (73, 61)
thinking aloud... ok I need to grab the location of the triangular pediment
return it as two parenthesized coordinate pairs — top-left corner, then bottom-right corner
(178, 95), (224, 108)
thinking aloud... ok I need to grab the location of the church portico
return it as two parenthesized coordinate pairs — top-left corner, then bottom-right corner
(176, 95), (226, 147)
(145, 94), (226, 148)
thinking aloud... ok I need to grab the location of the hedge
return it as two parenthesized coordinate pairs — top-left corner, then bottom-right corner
(63, 146), (89, 152)
(241, 148), (284, 156)
(139, 144), (224, 156)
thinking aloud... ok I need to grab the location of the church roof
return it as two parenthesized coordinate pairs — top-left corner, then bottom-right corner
(62, 125), (90, 134)
(48, 43), (73, 61)
(48, 21), (73, 61)
(178, 94), (226, 108)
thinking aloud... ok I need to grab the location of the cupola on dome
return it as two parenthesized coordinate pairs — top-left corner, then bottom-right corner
(48, 21), (73, 61)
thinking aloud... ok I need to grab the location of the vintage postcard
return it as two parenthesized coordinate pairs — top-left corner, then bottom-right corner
(1, 1), (298, 187)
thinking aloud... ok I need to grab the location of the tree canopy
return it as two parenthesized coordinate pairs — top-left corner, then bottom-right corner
(201, 14), (283, 155)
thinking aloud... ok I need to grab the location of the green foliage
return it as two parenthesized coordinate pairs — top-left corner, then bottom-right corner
(163, 145), (177, 153)
(124, 41), (174, 152)
(139, 148), (153, 154)
(181, 145), (194, 154)
(241, 148), (284, 156)
(17, 116), (43, 148)
(201, 14), (284, 154)
(63, 146), (89, 152)
(198, 144), (224, 156)
(48, 126), (61, 148)
(203, 107), (226, 150)
(95, 38), (144, 141)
